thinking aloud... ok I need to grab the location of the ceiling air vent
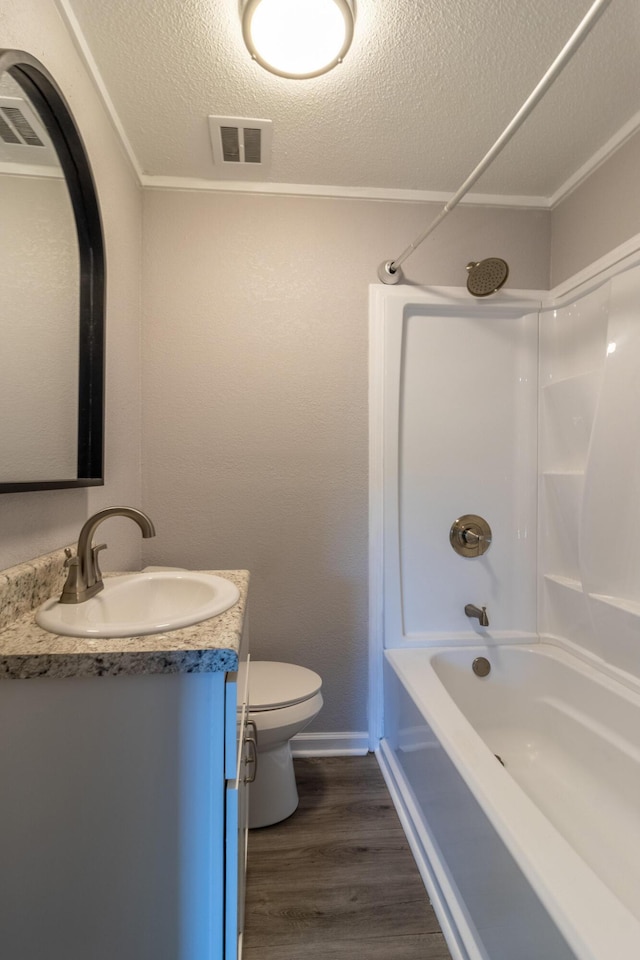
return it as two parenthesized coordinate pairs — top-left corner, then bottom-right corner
(0, 95), (59, 168)
(208, 116), (272, 179)
(1, 105), (44, 146)
(0, 112), (20, 145)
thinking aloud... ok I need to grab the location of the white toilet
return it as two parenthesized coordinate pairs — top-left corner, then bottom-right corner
(248, 661), (323, 829)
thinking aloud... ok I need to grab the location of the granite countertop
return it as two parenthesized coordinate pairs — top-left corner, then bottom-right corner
(0, 547), (249, 680)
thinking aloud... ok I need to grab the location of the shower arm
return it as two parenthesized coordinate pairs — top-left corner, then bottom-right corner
(378, 0), (614, 285)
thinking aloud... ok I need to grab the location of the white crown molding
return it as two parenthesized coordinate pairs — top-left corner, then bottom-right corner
(140, 174), (550, 207)
(54, 0), (143, 183)
(549, 107), (640, 209)
(0, 162), (63, 179)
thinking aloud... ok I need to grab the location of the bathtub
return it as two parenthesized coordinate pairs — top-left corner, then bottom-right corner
(379, 643), (640, 960)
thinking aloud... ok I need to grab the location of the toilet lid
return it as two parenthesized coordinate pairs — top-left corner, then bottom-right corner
(249, 661), (322, 710)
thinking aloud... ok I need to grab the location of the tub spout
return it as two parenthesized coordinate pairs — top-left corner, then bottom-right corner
(465, 603), (489, 627)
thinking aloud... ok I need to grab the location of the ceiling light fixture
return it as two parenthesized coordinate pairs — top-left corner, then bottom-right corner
(241, 0), (355, 79)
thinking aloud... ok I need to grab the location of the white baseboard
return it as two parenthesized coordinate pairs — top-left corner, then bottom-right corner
(291, 731), (369, 756)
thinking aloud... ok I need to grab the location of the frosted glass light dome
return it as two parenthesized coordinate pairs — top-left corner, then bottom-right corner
(242, 0), (354, 79)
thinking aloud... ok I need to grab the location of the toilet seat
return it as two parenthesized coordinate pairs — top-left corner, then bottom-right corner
(249, 661), (322, 711)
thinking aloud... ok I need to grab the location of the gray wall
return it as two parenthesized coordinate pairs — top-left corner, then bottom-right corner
(0, 0), (142, 572)
(141, 190), (549, 733)
(551, 129), (640, 287)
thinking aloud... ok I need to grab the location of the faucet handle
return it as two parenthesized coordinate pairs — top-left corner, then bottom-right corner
(60, 551), (81, 601)
(92, 543), (108, 584)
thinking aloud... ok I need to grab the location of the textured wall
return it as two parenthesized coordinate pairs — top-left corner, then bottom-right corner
(551, 129), (640, 287)
(0, 0), (142, 571)
(141, 190), (549, 733)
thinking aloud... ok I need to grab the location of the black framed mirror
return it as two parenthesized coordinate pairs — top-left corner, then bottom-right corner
(0, 50), (105, 493)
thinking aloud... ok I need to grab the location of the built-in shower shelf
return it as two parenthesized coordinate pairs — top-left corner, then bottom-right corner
(541, 370), (600, 391)
(588, 593), (640, 617)
(544, 574), (583, 593)
(541, 470), (585, 477)
(541, 574), (590, 649)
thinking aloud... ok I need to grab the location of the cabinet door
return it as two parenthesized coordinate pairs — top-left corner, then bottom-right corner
(0, 671), (226, 960)
(225, 658), (251, 960)
(225, 781), (240, 960)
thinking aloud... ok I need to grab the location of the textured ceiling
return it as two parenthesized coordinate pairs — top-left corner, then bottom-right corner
(65, 0), (640, 199)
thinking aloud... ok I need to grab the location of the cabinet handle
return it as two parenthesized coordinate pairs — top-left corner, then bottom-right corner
(243, 719), (258, 784)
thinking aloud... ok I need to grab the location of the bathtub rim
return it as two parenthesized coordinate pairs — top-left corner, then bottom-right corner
(385, 641), (640, 960)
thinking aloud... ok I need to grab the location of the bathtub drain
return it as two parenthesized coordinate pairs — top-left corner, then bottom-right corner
(472, 656), (491, 677)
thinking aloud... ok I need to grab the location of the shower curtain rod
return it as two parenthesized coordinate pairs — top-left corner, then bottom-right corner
(378, 0), (615, 284)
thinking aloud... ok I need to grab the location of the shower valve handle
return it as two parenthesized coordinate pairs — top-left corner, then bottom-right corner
(461, 527), (491, 546)
(450, 515), (492, 558)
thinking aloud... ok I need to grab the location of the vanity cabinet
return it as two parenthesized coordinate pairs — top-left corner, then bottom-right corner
(0, 664), (250, 960)
(0, 563), (251, 960)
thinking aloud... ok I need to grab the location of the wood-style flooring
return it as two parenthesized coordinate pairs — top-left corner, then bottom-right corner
(243, 755), (452, 960)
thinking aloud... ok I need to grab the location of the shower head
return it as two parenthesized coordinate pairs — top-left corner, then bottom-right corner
(466, 258), (509, 297)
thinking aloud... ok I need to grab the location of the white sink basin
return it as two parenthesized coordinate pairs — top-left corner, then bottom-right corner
(36, 571), (240, 639)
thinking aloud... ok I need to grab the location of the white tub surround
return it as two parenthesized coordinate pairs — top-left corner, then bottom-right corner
(381, 644), (640, 960)
(370, 263), (640, 960)
(369, 285), (541, 743)
(370, 284), (540, 655)
(0, 547), (248, 678)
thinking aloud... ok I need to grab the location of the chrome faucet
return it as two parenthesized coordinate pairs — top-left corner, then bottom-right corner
(465, 603), (489, 627)
(60, 507), (156, 604)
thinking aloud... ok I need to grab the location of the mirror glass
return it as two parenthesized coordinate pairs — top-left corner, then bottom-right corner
(0, 72), (79, 482)
(0, 52), (104, 493)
